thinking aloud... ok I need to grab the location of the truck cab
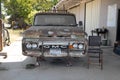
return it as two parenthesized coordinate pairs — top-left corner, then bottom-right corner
(22, 11), (87, 65)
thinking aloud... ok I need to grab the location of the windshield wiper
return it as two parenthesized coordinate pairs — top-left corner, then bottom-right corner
(34, 24), (77, 26)
(42, 24), (65, 26)
(65, 24), (77, 26)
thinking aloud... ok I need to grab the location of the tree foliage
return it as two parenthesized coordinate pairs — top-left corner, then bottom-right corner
(2, 0), (59, 25)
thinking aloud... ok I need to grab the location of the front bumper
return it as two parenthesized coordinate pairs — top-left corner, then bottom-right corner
(22, 49), (86, 57)
(22, 38), (87, 57)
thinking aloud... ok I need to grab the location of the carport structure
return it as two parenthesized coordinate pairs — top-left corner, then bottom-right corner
(0, 1), (119, 80)
(55, 0), (100, 36)
(55, 0), (120, 46)
(55, 0), (91, 10)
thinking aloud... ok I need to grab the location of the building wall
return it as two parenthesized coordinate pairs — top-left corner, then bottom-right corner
(67, 0), (120, 46)
(68, 3), (85, 26)
(56, 0), (120, 46)
(85, 0), (101, 36)
(68, 0), (101, 36)
(68, 5), (81, 24)
(100, 0), (120, 46)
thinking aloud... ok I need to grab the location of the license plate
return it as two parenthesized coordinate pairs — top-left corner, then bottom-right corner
(50, 48), (61, 55)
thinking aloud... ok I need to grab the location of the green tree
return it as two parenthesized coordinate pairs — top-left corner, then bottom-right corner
(2, 0), (59, 25)
(3, 0), (33, 21)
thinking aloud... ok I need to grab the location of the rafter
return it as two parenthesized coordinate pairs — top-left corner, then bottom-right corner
(55, 0), (93, 10)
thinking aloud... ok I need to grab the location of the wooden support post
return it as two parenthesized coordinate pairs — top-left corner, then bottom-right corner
(0, 19), (2, 51)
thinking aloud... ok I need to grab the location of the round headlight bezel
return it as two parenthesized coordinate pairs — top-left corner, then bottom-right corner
(72, 43), (78, 48)
(25, 42), (38, 49)
(26, 42), (32, 49)
(31, 43), (38, 49)
(78, 44), (84, 49)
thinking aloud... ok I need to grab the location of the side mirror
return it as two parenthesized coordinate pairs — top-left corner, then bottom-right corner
(78, 21), (84, 30)
(78, 21), (83, 26)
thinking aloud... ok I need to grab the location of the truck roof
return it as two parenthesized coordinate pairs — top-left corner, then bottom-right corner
(35, 10), (75, 16)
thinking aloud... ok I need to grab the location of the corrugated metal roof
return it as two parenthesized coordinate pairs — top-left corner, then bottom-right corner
(55, 0), (93, 10)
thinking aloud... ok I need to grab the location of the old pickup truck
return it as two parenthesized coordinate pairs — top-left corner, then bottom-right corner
(22, 11), (87, 66)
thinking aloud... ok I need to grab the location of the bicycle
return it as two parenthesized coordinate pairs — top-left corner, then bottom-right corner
(2, 27), (11, 46)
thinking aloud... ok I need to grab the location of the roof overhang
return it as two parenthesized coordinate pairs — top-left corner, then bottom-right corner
(55, 0), (93, 10)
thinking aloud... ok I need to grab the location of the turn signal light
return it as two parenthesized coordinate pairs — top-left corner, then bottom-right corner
(69, 45), (74, 49)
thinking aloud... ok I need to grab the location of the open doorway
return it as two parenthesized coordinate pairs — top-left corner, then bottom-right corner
(116, 9), (120, 41)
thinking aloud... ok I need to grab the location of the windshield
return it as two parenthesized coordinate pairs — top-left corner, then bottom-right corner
(34, 14), (77, 26)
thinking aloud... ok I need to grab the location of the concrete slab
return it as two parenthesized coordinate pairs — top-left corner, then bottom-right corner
(0, 40), (120, 80)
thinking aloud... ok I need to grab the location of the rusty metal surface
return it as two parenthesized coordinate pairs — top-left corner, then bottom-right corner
(23, 26), (85, 41)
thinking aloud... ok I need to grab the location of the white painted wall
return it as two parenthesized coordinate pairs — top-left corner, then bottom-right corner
(86, 2), (93, 35)
(68, 6), (80, 24)
(68, 0), (101, 36)
(85, 0), (101, 36)
(59, 0), (120, 46)
(68, 3), (85, 27)
(99, 0), (120, 46)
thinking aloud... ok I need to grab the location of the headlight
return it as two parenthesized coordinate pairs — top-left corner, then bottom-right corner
(78, 44), (84, 49)
(43, 45), (50, 48)
(73, 43), (78, 48)
(25, 42), (38, 49)
(26, 43), (32, 49)
(71, 43), (84, 49)
(32, 43), (38, 49)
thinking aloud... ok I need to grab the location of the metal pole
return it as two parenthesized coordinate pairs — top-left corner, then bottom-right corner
(0, 0), (1, 18)
(0, 0), (2, 51)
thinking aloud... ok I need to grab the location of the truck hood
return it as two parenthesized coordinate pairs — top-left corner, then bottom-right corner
(23, 26), (85, 40)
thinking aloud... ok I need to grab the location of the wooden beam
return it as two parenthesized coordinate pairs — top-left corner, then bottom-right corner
(0, 19), (2, 51)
